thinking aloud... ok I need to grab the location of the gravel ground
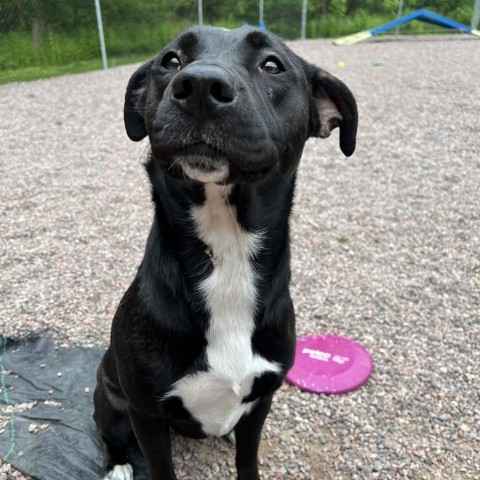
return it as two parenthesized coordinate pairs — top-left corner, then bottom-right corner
(1, 34), (479, 479)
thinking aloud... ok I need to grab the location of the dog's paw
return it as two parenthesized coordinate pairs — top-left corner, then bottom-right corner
(103, 463), (134, 480)
(225, 430), (236, 446)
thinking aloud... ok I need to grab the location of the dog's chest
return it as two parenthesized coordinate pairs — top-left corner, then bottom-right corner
(165, 184), (279, 437)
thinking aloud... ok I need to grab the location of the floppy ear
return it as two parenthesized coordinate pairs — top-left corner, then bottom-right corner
(124, 60), (154, 141)
(310, 69), (358, 157)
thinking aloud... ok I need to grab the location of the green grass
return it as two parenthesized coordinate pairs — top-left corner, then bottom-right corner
(0, 22), (190, 84)
(0, 54), (156, 84)
(306, 13), (453, 38)
(308, 14), (390, 38)
(0, 13), (468, 85)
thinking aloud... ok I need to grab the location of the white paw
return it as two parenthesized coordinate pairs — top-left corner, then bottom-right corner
(226, 430), (236, 446)
(103, 463), (134, 480)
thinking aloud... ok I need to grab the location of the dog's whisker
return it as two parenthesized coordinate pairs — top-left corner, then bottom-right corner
(130, 174), (149, 200)
(224, 187), (243, 242)
(167, 158), (180, 171)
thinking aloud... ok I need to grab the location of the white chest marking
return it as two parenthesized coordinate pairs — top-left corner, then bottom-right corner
(165, 184), (280, 437)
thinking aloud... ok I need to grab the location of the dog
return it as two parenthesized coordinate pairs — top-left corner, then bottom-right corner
(93, 25), (357, 480)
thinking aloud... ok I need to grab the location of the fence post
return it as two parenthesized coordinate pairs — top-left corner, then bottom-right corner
(473, 0), (480, 29)
(300, 0), (307, 39)
(198, 0), (203, 26)
(395, 0), (404, 36)
(94, 0), (108, 70)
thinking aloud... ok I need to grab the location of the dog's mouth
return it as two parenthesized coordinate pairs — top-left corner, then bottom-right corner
(161, 141), (278, 185)
(172, 143), (229, 184)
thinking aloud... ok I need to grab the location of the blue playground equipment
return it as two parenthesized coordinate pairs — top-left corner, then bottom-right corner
(334, 9), (480, 45)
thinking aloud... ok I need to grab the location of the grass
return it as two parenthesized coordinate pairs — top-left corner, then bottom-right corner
(0, 54), (155, 85)
(0, 23), (189, 84)
(307, 13), (454, 38)
(308, 14), (389, 38)
(0, 14), (466, 85)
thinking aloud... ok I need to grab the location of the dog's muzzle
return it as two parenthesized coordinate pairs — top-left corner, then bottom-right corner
(170, 64), (236, 183)
(152, 62), (278, 184)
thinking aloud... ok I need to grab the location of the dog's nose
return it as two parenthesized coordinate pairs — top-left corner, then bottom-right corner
(170, 64), (236, 114)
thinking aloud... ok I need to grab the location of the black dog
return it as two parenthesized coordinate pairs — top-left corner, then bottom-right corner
(94, 26), (357, 480)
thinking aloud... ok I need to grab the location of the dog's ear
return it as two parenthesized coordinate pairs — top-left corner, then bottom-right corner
(310, 69), (358, 157)
(124, 60), (154, 141)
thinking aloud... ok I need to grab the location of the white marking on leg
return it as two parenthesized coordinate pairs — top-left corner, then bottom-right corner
(165, 184), (280, 437)
(103, 463), (133, 480)
(226, 430), (237, 446)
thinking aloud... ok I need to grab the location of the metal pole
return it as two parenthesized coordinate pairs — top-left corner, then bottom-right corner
(94, 0), (108, 70)
(473, 0), (480, 29)
(259, 0), (264, 26)
(300, 0), (307, 40)
(198, 0), (203, 26)
(395, 0), (404, 36)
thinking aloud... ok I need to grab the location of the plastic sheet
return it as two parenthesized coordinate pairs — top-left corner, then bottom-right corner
(0, 337), (148, 480)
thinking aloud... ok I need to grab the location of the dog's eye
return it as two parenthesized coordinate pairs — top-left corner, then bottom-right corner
(162, 54), (182, 71)
(261, 58), (284, 74)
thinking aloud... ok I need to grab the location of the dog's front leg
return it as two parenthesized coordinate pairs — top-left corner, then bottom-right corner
(128, 406), (177, 480)
(234, 394), (273, 480)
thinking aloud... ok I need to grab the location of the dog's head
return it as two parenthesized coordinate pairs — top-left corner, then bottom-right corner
(124, 26), (357, 185)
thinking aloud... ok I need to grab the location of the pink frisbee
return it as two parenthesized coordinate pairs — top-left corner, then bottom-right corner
(286, 335), (373, 394)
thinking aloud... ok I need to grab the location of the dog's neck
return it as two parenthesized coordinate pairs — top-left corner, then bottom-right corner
(140, 160), (296, 322)
(145, 158), (296, 239)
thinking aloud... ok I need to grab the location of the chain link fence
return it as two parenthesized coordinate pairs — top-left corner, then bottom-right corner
(0, 0), (478, 80)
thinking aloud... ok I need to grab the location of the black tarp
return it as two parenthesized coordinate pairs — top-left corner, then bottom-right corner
(0, 337), (149, 480)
